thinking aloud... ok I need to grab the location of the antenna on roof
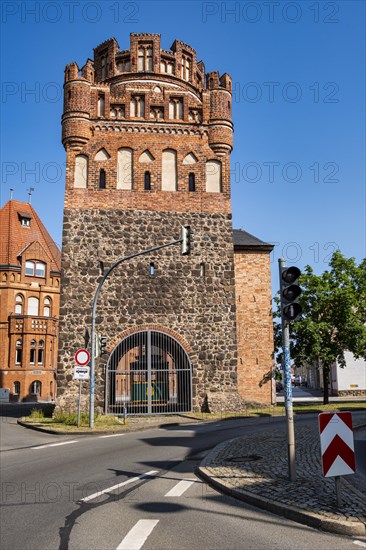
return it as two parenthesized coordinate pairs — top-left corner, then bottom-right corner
(10, 188), (14, 200)
(27, 187), (35, 204)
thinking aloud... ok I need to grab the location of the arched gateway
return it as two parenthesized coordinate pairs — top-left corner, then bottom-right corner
(105, 330), (192, 415)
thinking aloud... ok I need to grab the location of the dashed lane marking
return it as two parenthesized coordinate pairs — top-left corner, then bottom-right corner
(164, 479), (197, 497)
(99, 434), (125, 438)
(116, 519), (159, 550)
(80, 470), (159, 502)
(30, 440), (78, 450)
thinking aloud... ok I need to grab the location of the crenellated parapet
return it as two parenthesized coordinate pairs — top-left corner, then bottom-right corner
(62, 33), (233, 201)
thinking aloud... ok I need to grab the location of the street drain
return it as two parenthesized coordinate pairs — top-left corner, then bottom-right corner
(224, 455), (262, 463)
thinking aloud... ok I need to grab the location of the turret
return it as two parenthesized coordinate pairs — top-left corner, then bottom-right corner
(207, 72), (233, 156)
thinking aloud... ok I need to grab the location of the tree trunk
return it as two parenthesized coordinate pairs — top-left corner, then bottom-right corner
(323, 365), (330, 405)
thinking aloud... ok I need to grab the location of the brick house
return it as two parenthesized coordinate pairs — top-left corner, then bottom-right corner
(57, 33), (274, 414)
(0, 200), (61, 402)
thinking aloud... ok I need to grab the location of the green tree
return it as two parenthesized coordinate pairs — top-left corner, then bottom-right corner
(274, 251), (366, 404)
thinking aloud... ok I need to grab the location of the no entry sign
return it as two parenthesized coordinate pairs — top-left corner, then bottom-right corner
(318, 412), (356, 477)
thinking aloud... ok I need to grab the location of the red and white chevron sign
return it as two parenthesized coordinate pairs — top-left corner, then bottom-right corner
(318, 412), (356, 477)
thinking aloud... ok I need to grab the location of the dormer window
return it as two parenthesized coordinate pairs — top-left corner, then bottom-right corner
(18, 212), (32, 227)
(21, 217), (31, 227)
(25, 261), (46, 277)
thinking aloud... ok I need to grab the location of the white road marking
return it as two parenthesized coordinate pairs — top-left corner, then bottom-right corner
(99, 434), (125, 438)
(164, 479), (197, 497)
(353, 541), (366, 548)
(116, 519), (159, 550)
(81, 470), (158, 502)
(31, 440), (78, 450)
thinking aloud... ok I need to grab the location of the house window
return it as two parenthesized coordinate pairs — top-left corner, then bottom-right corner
(43, 297), (51, 317)
(25, 261), (35, 276)
(13, 381), (20, 395)
(38, 340), (44, 365)
(30, 339), (36, 365)
(144, 171), (151, 191)
(15, 339), (22, 365)
(15, 294), (24, 315)
(188, 173), (196, 192)
(99, 169), (106, 189)
(35, 262), (46, 277)
(27, 297), (39, 316)
(31, 380), (41, 396)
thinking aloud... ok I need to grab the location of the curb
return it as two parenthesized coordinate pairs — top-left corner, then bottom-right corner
(196, 448), (366, 537)
(16, 417), (202, 436)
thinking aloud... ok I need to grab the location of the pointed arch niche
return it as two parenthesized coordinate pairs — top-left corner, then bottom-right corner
(183, 153), (198, 165)
(95, 148), (110, 161)
(139, 150), (155, 163)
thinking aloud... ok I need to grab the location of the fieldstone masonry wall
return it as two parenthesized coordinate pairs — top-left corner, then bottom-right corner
(57, 209), (240, 412)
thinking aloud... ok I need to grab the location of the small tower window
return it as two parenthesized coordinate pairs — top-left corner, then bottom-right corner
(99, 169), (106, 189)
(98, 94), (105, 117)
(144, 171), (151, 191)
(188, 173), (196, 192)
(169, 98), (183, 120)
(149, 262), (155, 277)
(21, 216), (31, 227)
(138, 46), (153, 71)
(13, 381), (20, 395)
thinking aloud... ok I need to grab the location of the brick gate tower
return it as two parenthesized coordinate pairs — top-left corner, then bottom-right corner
(57, 33), (249, 414)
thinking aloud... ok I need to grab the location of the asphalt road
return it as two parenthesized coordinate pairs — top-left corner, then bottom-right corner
(1, 412), (366, 550)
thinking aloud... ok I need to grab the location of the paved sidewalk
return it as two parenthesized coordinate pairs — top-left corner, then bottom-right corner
(197, 422), (366, 536)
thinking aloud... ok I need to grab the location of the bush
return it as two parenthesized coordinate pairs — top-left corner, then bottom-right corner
(29, 408), (45, 420)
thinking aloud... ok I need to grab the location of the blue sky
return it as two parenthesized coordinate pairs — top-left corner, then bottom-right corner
(1, 0), (365, 289)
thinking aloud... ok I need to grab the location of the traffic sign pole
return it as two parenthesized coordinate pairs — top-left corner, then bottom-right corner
(77, 380), (82, 428)
(279, 258), (296, 482)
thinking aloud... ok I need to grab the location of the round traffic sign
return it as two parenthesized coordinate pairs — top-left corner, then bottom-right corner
(75, 349), (90, 366)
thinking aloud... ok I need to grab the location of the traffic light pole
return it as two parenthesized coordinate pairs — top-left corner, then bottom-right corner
(89, 236), (185, 428)
(279, 258), (296, 481)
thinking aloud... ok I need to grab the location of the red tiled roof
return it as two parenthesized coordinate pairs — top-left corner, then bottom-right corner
(0, 200), (61, 271)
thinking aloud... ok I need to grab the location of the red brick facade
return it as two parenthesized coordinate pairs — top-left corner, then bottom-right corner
(0, 201), (61, 402)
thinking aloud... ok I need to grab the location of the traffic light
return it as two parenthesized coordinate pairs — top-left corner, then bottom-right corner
(280, 266), (302, 321)
(99, 335), (108, 355)
(95, 333), (108, 357)
(181, 225), (191, 255)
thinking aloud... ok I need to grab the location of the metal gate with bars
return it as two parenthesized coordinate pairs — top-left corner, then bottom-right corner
(105, 330), (192, 415)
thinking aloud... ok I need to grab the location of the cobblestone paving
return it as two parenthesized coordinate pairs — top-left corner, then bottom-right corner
(198, 423), (366, 535)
